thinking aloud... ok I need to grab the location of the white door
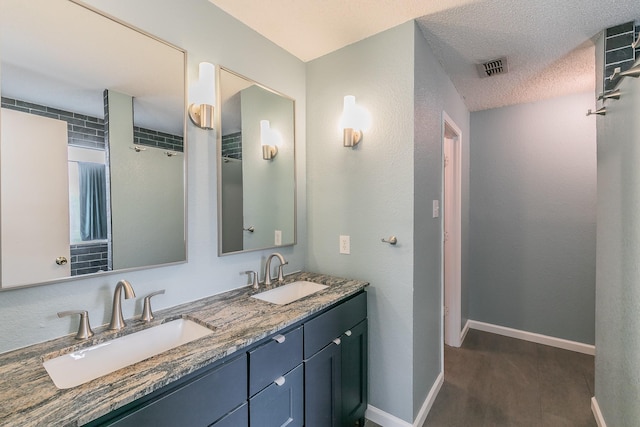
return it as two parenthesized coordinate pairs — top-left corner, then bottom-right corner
(1, 108), (71, 287)
(443, 114), (462, 347)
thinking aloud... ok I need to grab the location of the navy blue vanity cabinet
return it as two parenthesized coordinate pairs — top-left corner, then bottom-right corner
(304, 292), (368, 427)
(248, 326), (304, 426)
(87, 354), (248, 427)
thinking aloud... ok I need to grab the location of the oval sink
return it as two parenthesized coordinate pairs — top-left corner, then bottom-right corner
(252, 281), (328, 305)
(43, 318), (213, 389)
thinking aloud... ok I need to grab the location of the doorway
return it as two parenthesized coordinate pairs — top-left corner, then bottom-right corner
(442, 112), (462, 348)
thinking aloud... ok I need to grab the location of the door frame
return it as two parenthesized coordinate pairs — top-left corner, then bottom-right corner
(441, 111), (462, 350)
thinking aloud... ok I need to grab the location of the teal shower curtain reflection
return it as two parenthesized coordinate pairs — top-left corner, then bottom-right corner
(78, 162), (107, 241)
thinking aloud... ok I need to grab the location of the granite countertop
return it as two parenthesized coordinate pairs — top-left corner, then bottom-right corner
(0, 272), (368, 427)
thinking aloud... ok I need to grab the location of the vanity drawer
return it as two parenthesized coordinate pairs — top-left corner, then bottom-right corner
(304, 292), (367, 357)
(249, 364), (303, 427)
(249, 326), (302, 396)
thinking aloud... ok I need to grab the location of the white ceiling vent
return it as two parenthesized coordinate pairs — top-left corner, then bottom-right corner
(476, 57), (509, 78)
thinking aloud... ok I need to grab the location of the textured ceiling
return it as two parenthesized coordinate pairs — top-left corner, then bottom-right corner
(209, 0), (640, 111)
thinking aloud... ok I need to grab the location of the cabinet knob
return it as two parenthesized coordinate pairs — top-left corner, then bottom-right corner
(272, 334), (286, 343)
(274, 376), (286, 386)
(333, 338), (341, 345)
(345, 330), (352, 337)
(55, 256), (68, 265)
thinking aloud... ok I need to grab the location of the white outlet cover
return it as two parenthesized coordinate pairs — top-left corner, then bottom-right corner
(339, 235), (350, 254)
(275, 230), (282, 246)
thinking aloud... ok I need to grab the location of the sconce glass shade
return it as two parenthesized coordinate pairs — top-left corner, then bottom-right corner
(189, 62), (216, 129)
(260, 120), (278, 160)
(341, 95), (362, 147)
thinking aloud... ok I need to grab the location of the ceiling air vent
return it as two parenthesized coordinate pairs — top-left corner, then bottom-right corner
(476, 57), (508, 78)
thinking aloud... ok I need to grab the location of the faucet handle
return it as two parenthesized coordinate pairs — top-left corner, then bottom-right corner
(244, 271), (259, 289)
(141, 289), (165, 322)
(58, 310), (94, 340)
(276, 264), (286, 282)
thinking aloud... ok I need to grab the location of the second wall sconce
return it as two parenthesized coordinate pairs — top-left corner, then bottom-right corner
(260, 120), (279, 160)
(188, 62), (216, 130)
(341, 95), (362, 147)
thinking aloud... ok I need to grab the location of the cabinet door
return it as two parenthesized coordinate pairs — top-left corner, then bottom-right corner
(249, 364), (303, 427)
(211, 402), (248, 427)
(99, 354), (247, 427)
(341, 319), (368, 426)
(304, 341), (342, 427)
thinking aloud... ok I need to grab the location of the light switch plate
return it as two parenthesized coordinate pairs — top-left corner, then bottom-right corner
(432, 200), (440, 218)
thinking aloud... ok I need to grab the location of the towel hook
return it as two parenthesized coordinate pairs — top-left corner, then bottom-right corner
(381, 236), (398, 245)
(586, 107), (606, 117)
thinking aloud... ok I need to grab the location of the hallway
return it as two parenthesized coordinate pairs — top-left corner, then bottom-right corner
(367, 329), (595, 426)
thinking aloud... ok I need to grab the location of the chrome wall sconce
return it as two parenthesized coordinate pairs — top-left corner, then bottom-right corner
(188, 62), (216, 130)
(341, 95), (362, 147)
(260, 120), (279, 160)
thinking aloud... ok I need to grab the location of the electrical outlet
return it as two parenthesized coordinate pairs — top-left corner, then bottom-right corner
(432, 200), (440, 218)
(274, 230), (282, 246)
(339, 235), (350, 254)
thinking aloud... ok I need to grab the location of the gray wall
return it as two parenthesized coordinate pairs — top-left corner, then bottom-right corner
(413, 24), (470, 417)
(306, 21), (470, 423)
(0, 0), (307, 353)
(594, 54), (640, 425)
(469, 92), (596, 344)
(306, 22), (416, 422)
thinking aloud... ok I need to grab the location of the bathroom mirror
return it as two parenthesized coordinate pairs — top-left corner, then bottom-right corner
(0, 0), (186, 289)
(218, 68), (296, 255)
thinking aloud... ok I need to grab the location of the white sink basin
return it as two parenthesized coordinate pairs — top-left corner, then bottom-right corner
(252, 281), (328, 305)
(43, 318), (213, 389)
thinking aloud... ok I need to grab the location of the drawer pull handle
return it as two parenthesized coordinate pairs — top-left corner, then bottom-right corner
(333, 338), (341, 345)
(345, 330), (352, 337)
(274, 376), (286, 386)
(273, 334), (286, 344)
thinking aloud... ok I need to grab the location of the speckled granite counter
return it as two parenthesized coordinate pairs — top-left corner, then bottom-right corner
(0, 272), (368, 426)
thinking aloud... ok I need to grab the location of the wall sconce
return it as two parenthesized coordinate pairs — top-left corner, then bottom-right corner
(188, 62), (216, 130)
(260, 120), (278, 160)
(341, 95), (361, 147)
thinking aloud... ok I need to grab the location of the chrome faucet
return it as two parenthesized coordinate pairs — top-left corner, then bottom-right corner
(108, 279), (136, 331)
(263, 253), (288, 286)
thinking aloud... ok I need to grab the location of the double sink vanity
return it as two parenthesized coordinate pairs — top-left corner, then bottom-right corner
(0, 272), (368, 426)
(0, 2), (368, 426)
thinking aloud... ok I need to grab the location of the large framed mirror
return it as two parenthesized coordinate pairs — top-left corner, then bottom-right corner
(218, 68), (296, 255)
(0, 0), (186, 289)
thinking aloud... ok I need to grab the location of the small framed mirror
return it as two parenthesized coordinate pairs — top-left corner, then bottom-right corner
(218, 67), (296, 255)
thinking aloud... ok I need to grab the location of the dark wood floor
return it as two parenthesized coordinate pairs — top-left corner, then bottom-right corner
(367, 329), (596, 427)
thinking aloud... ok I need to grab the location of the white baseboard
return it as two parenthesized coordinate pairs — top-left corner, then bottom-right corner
(460, 320), (470, 345)
(365, 405), (412, 427)
(413, 371), (444, 426)
(467, 320), (595, 355)
(365, 372), (444, 427)
(591, 397), (607, 427)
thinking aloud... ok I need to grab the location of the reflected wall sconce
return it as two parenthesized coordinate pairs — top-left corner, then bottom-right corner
(260, 120), (279, 160)
(188, 62), (216, 130)
(341, 95), (362, 147)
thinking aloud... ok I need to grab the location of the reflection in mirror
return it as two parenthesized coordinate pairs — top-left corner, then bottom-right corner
(219, 68), (296, 255)
(0, 0), (186, 289)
